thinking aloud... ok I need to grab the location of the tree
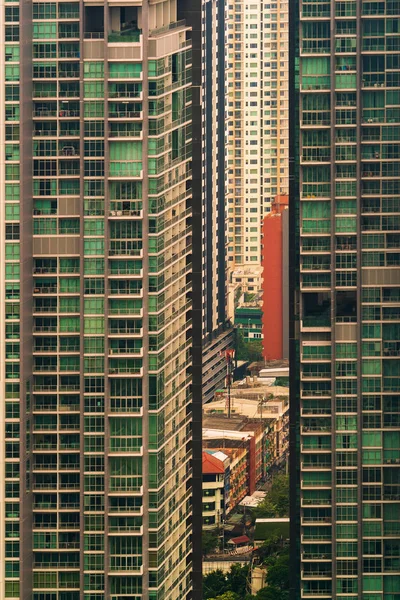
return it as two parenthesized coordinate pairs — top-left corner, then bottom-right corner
(208, 592), (239, 600)
(246, 339), (263, 362)
(234, 287), (242, 309)
(256, 534), (288, 564)
(226, 564), (250, 598)
(236, 329), (248, 361)
(267, 474), (289, 516)
(202, 530), (219, 557)
(256, 587), (283, 600)
(252, 498), (279, 520)
(236, 330), (263, 362)
(203, 570), (227, 600)
(252, 474), (289, 519)
(265, 554), (290, 590)
(203, 564), (250, 600)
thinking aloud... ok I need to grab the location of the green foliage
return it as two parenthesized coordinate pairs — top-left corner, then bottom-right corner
(203, 565), (250, 600)
(246, 339), (263, 362)
(244, 292), (256, 302)
(208, 592), (239, 600)
(235, 329), (247, 361)
(234, 287), (242, 308)
(275, 376), (289, 387)
(254, 541), (289, 600)
(226, 564), (250, 598)
(203, 547), (290, 600)
(203, 570), (227, 600)
(252, 474), (289, 519)
(236, 330), (263, 362)
(202, 530), (219, 556)
(255, 587), (284, 600)
(266, 554), (290, 590)
(257, 534), (288, 565)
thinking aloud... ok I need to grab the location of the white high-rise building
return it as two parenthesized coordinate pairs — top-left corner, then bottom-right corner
(225, 0), (289, 308)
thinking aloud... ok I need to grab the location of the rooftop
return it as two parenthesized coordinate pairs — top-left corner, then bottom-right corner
(254, 518), (290, 541)
(239, 492), (267, 508)
(230, 385), (289, 399)
(228, 535), (251, 546)
(204, 397), (287, 420)
(246, 359), (288, 374)
(202, 451), (226, 474)
(203, 413), (250, 432)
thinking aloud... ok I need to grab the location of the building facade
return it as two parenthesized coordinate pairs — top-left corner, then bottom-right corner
(293, 0), (400, 596)
(202, 328), (235, 404)
(202, 0), (226, 337)
(203, 415), (275, 505)
(235, 303), (263, 341)
(204, 391), (290, 474)
(202, 450), (230, 528)
(1, 0), (201, 598)
(262, 194), (289, 360)
(225, 0), (289, 295)
(201, 0), (235, 404)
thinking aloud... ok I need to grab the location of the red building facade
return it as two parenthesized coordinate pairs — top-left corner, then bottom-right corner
(262, 195), (289, 360)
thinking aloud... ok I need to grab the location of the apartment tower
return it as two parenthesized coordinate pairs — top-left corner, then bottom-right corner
(292, 0), (400, 596)
(1, 0), (202, 597)
(201, 0), (234, 404)
(225, 0), (288, 304)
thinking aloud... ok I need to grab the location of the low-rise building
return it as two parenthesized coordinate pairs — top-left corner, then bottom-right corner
(235, 303), (263, 342)
(202, 387), (289, 518)
(202, 451), (230, 528)
(203, 414), (267, 509)
(204, 388), (289, 474)
(223, 446), (249, 510)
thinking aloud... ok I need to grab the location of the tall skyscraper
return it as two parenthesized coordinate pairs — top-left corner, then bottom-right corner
(292, 0), (400, 596)
(1, 0), (202, 597)
(225, 0), (289, 302)
(201, 0), (234, 404)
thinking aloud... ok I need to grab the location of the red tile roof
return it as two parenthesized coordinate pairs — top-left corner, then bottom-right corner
(230, 535), (250, 545)
(202, 451), (225, 474)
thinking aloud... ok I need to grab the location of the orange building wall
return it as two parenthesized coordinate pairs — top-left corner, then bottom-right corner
(262, 195), (289, 360)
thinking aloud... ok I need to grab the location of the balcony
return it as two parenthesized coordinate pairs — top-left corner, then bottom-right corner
(301, 498), (331, 506)
(302, 570), (332, 579)
(109, 108), (142, 120)
(302, 462), (331, 470)
(301, 151), (331, 164)
(384, 342), (400, 357)
(109, 242), (143, 257)
(301, 425), (331, 433)
(108, 29), (141, 43)
(301, 5), (330, 18)
(302, 317), (330, 329)
(301, 408), (331, 416)
(303, 553), (332, 561)
(33, 462), (57, 471)
(302, 532), (332, 542)
(301, 370), (331, 380)
(109, 209), (142, 219)
(300, 77), (331, 92)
